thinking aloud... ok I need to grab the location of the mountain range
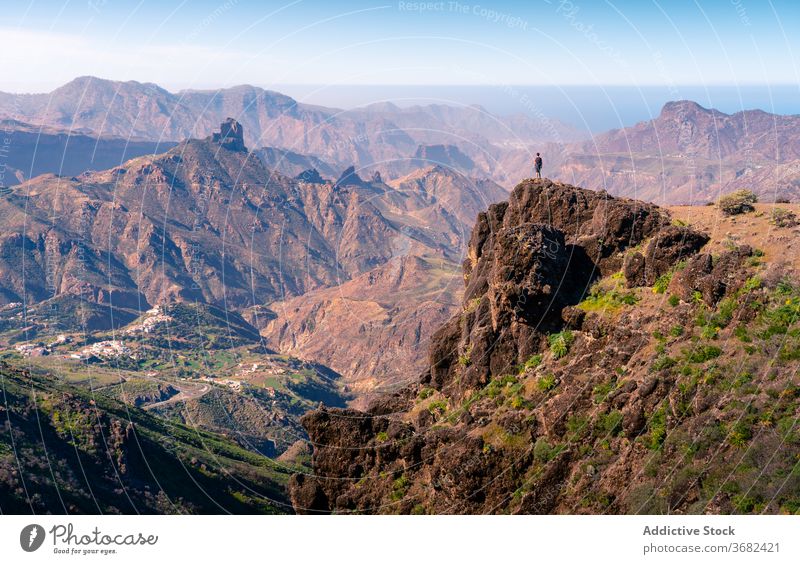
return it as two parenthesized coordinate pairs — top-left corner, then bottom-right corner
(0, 76), (581, 186)
(5, 78), (800, 206)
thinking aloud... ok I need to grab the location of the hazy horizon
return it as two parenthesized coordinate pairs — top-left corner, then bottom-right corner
(3, 77), (799, 133)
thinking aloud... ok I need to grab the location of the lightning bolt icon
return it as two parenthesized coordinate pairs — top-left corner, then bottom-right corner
(28, 527), (38, 548)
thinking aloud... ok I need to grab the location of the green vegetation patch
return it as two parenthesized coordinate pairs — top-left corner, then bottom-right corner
(718, 190), (757, 216)
(548, 330), (575, 359)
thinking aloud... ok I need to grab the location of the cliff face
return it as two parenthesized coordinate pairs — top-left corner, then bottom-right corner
(289, 179), (800, 515)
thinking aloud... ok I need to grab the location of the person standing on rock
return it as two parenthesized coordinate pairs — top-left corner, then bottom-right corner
(534, 153), (543, 179)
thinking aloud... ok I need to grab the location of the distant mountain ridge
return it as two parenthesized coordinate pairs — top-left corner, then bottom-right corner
(555, 100), (800, 203)
(0, 76), (584, 186)
(0, 119), (175, 187)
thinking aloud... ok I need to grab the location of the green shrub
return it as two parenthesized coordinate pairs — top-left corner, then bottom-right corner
(684, 344), (722, 363)
(597, 410), (624, 437)
(668, 294), (680, 307)
(566, 414), (590, 439)
(485, 374), (518, 399)
(537, 373), (558, 392)
(700, 325), (718, 340)
(646, 405), (668, 450)
(376, 431), (389, 442)
(418, 387), (434, 400)
(653, 272), (673, 294)
(592, 381), (615, 404)
(509, 395), (526, 409)
(651, 355), (677, 372)
(548, 330), (575, 359)
(427, 399), (448, 415)
(533, 438), (564, 463)
(669, 325), (684, 337)
(579, 282), (639, 312)
(718, 190), (758, 215)
(770, 207), (799, 228)
(391, 474), (409, 501)
(458, 344), (472, 367)
(520, 354), (542, 373)
(742, 276), (762, 293)
(727, 421), (752, 447)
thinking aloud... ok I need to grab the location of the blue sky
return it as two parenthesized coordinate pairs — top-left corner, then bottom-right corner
(1, 0), (799, 93)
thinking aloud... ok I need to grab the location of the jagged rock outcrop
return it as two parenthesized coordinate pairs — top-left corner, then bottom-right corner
(289, 179), (670, 512)
(211, 117), (246, 152)
(624, 225), (710, 287)
(296, 168), (327, 184)
(668, 245), (753, 305)
(334, 165), (368, 189)
(290, 178), (800, 515)
(435, 179), (668, 399)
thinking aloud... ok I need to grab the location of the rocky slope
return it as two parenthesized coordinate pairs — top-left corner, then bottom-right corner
(263, 255), (460, 401)
(555, 100), (800, 204)
(289, 178), (800, 514)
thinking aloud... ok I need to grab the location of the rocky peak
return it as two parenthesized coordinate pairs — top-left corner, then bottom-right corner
(211, 118), (247, 152)
(658, 100), (719, 122)
(295, 168), (327, 184)
(334, 165), (367, 189)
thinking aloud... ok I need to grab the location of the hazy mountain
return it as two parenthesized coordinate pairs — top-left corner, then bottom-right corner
(555, 100), (800, 203)
(345, 101), (584, 146)
(0, 77), (585, 187)
(0, 119), (174, 188)
(0, 121), (507, 395)
(254, 146), (338, 179)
